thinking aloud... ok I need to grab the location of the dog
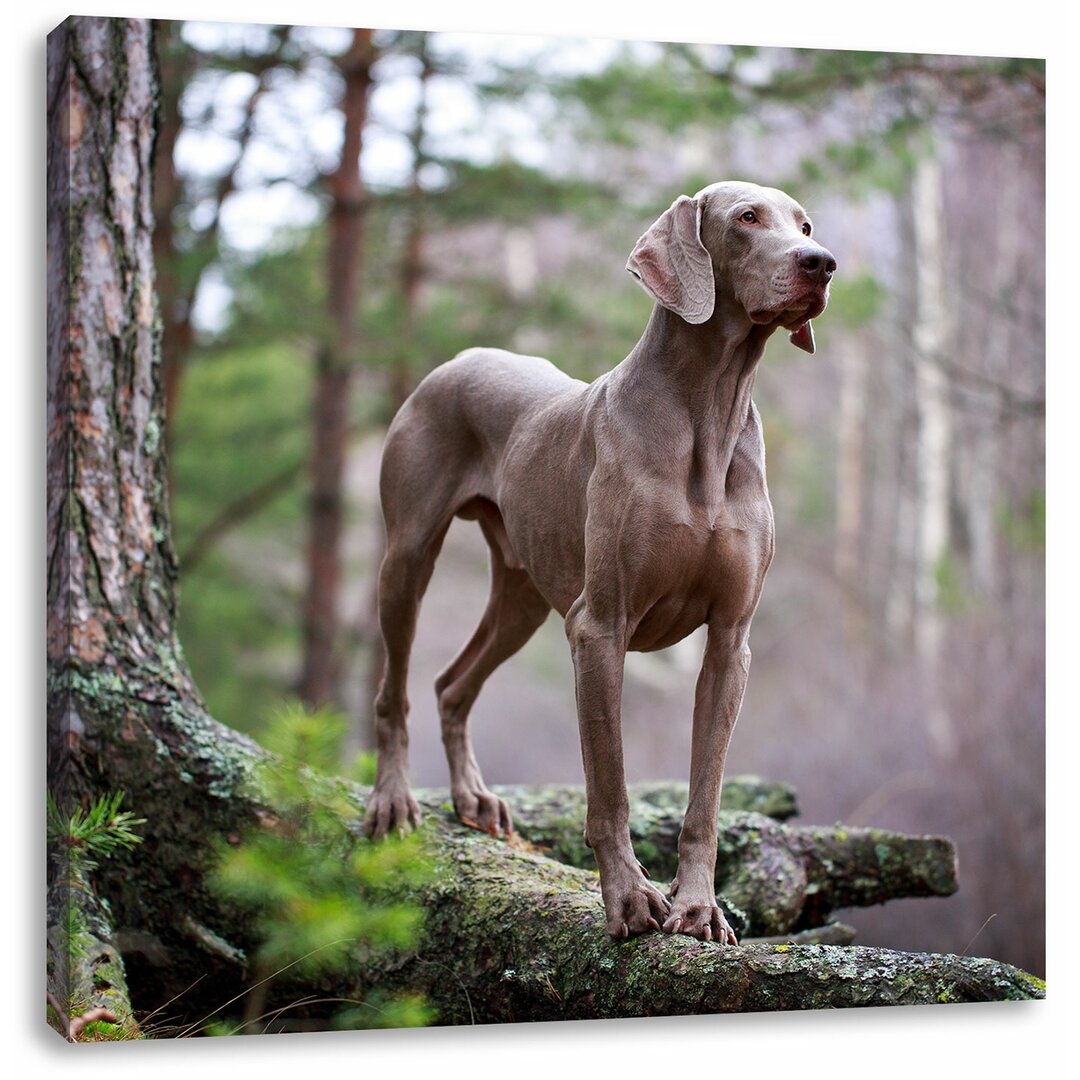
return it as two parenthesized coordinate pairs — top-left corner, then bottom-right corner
(364, 181), (835, 942)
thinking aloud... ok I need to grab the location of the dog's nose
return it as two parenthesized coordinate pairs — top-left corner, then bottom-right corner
(796, 246), (837, 284)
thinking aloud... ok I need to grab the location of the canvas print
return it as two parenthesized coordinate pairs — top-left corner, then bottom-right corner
(46, 14), (1046, 1041)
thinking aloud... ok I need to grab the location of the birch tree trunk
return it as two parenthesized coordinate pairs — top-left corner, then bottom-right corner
(883, 189), (918, 650)
(911, 150), (955, 757)
(834, 205), (869, 648)
(965, 141), (1023, 599)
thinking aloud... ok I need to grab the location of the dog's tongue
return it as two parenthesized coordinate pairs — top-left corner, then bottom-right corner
(789, 321), (815, 354)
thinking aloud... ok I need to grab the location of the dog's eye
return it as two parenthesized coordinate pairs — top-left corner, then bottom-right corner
(740, 210), (757, 223)
(801, 222), (812, 236)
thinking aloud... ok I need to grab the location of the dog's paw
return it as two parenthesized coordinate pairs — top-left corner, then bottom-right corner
(662, 898), (738, 945)
(603, 877), (671, 938)
(452, 785), (513, 839)
(363, 783), (421, 840)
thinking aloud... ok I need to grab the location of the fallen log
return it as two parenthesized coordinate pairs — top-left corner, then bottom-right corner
(100, 763), (1039, 1032)
(314, 814), (1043, 1025)
(465, 781), (958, 936)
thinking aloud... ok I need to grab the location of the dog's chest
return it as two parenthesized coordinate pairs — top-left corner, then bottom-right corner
(624, 478), (774, 650)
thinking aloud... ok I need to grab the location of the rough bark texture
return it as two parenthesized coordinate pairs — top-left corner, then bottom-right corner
(46, 18), (1043, 1039)
(47, 15), (172, 1033)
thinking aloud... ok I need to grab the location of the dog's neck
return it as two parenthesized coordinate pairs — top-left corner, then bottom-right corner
(610, 300), (776, 502)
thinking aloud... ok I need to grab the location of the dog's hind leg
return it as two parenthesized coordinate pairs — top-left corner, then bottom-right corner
(435, 501), (551, 837)
(364, 415), (462, 839)
(363, 519), (451, 839)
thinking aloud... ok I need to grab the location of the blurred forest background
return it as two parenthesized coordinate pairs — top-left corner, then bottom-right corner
(152, 22), (1045, 977)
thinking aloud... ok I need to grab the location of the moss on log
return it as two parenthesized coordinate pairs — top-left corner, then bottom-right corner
(470, 781), (957, 936)
(338, 813), (1043, 1024)
(96, 751), (1039, 1029)
(47, 871), (139, 1040)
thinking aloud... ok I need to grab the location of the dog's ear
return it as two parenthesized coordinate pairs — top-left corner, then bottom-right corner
(789, 321), (815, 354)
(626, 195), (714, 325)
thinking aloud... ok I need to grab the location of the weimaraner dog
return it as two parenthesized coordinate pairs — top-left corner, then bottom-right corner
(364, 180), (835, 943)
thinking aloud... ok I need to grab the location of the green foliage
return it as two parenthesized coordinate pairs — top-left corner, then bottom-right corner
(333, 990), (434, 1030)
(172, 341), (312, 732)
(48, 790), (146, 875)
(172, 342), (311, 537)
(423, 159), (611, 226)
(999, 489), (1045, 553)
(176, 549), (303, 733)
(829, 271), (887, 330)
(933, 549), (967, 614)
(207, 702), (433, 1030)
(351, 749), (379, 786)
(218, 230), (327, 350)
(795, 119), (931, 196)
(254, 700), (354, 776)
(551, 44), (743, 146)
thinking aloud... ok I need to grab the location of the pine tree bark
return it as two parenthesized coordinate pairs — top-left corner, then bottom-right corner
(48, 14), (186, 1034)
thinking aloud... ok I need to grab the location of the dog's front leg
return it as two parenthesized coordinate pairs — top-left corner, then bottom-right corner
(566, 601), (671, 937)
(664, 624), (751, 944)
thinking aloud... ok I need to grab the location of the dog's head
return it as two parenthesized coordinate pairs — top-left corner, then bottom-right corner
(626, 180), (836, 353)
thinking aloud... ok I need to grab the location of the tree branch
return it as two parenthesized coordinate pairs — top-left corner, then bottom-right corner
(178, 457), (306, 572)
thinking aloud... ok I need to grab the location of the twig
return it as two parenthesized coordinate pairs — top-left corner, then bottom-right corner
(176, 938), (361, 1038)
(413, 958), (475, 1025)
(960, 913), (998, 958)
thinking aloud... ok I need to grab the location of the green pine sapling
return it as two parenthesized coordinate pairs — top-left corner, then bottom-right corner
(206, 702), (433, 1034)
(46, 791), (145, 1040)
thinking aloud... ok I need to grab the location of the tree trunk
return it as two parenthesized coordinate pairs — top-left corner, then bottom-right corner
(47, 13), (191, 1034)
(154, 23), (290, 469)
(151, 19), (194, 461)
(882, 189), (918, 651)
(911, 149), (955, 757)
(963, 140), (1023, 600)
(359, 33), (434, 750)
(835, 336), (867, 638)
(46, 19), (1043, 1039)
(299, 28), (376, 709)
